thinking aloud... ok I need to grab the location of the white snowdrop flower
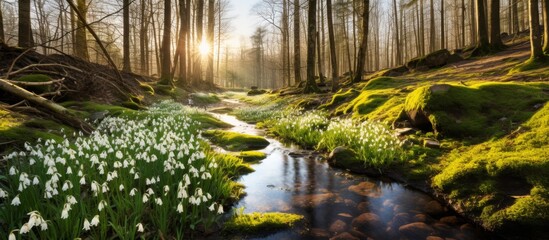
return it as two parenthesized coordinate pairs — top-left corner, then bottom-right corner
(142, 194), (149, 203)
(177, 203), (184, 213)
(102, 183), (109, 193)
(61, 208), (69, 219)
(9, 231), (16, 240)
(90, 215), (100, 226)
(62, 182), (70, 191)
(119, 184), (125, 191)
(146, 188), (154, 195)
(155, 198), (163, 206)
(78, 170), (83, 177)
(209, 203), (216, 211)
(163, 185), (170, 194)
(129, 188), (137, 196)
(134, 172), (140, 179)
(40, 221), (48, 231)
(145, 178), (151, 185)
(0, 189), (7, 198)
(11, 195), (21, 206)
(98, 200), (107, 211)
(80, 176), (86, 185)
(67, 195), (77, 205)
(136, 222), (145, 232)
(32, 176), (39, 185)
(202, 195), (208, 202)
(20, 223), (31, 234)
(9, 166), (17, 175)
(66, 167), (73, 175)
(106, 173), (114, 182)
(197, 188), (203, 197)
(115, 150), (123, 159)
(83, 219), (91, 231)
(217, 205), (224, 214)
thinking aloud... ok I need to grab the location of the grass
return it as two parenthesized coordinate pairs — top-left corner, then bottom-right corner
(223, 211), (303, 234)
(190, 92), (221, 105)
(202, 130), (270, 151)
(0, 101), (248, 239)
(230, 151), (267, 162)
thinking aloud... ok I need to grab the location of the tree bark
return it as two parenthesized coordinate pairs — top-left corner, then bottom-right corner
(353, 0), (369, 84)
(543, 0), (549, 53)
(194, 0), (205, 83)
(160, 0), (173, 85)
(123, 0), (131, 72)
(440, 0), (445, 49)
(462, 0), (466, 47)
(205, 0), (215, 84)
(528, 0), (543, 59)
(512, 0), (519, 34)
(0, 78), (94, 134)
(429, 0), (436, 51)
(0, 2), (4, 43)
(327, 0), (338, 92)
(282, 0), (290, 86)
(304, 0), (319, 93)
(490, 0), (504, 49)
(140, 0), (149, 75)
(74, 0), (89, 60)
(393, 0), (401, 64)
(294, 0), (302, 85)
(476, 0), (490, 50)
(177, 0), (189, 87)
(18, 0), (32, 48)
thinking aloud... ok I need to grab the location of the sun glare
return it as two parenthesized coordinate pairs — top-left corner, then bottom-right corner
(198, 41), (210, 56)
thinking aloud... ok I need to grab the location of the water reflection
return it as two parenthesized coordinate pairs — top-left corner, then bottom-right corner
(213, 113), (496, 240)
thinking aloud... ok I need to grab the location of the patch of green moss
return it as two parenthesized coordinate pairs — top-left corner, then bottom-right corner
(154, 84), (175, 96)
(139, 82), (155, 95)
(191, 92), (221, 105)
(0, 110), (66, 149)
(203, 130), (270, 151)
(432, 103), (549, 236)
(207, 150), (254, 176)
(320, 89), (359, 109)
(231, 151), (267, 162)
(15, 74), (51, 93)
(509, 57), (549, 74)
(337, 91), (390, 116)
(224, 212), (304, 234)
(364, 77), (409, 90)
(404, 82), (548, 138)
(61, 101), (137, 118)
(189, 113), (233, 129)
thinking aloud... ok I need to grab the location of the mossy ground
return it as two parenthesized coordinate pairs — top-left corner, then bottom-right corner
(202, 130), (270, 151)
(230, 151), (267, 162)
(223, 212), (304, 234)
(189, 112), (233, 129)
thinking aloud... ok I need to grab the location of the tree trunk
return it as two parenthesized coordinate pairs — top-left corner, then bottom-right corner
(490, 0), (504, 49)
(420, 0), (425, 55)
(205, 0), (215, 84)
(160, 0), (172, 85)
(0, 2), (4, 43)
(294, 0), (302, 85)
(393, 0), (401, 65)
(327, 0), (338, 92)
(73, 0), (89, 60)
(462, 0), (466, 47)
(441, 0), (445, 49)
(282, 0), (290, 86)
(470, 0), (477, 44)
(353, 0), (369, 83)
(476, 0), (490, 50)
(194, 0), (204, 83)
(304, 0), (319, 93)
(528, 0), (543, 59)
(543, 0), (549, 53)
(0, 78), (94, 134)
(123, 0), (131, 72)
(177, 0), (189, 87)
(316, 31), (324, 83)
(429, 0), (436, 51)
(512, 0), (519, 34)
(18, 0), (32, 48)
(140, 0), (149, 75)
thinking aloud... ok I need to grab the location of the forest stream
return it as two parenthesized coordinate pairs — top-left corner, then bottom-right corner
(209, 106), (497, 240)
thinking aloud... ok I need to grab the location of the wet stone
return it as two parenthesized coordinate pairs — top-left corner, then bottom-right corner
(292, 193), (335, 208)
(329, 219), (348, 233)
(426, 236), (445, 240)
(433, 222), (453, 236)
(414, 213), (435, 223)
(440, 216), (463, 226)
(330, 232), (359, 240)
(424, 200), (445, 217)
(352, 213), (382, 231)
(356, 201), (371, 212)
(348, 182), (382, 198)
(398, 222), (435, 240)
(338, 213), (353, 218)
(390, 213), (412, 230)
(344, 199), (358, 208)
(309, 228), (331, 238)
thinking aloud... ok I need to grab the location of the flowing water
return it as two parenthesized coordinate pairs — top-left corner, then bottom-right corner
(211, 112), (497, 240)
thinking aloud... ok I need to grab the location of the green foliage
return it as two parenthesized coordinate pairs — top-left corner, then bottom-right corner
(224, 211), (303, 234)
(0, 110), (67, 148)
(404, 82), (548, 138)
(233, 98), (289, 123)
(61, 101), (136, 118)
(0, 101), (244, 239)
(231, 151), (267, 162)
(267, 109), (328, 148)
(203, 130), (270, 151)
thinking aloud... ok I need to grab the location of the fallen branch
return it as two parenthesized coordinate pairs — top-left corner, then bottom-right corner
(7, 63), (83, 77)
(0, 78), (94, 134)
(4, 78), (66, 86)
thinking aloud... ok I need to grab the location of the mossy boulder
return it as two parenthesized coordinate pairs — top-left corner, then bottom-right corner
(247, 89), (267, 96)
(224, 212), (304, 234)
(406, 49), (451, 71)
(404, 82), (549, 138)
(321, 89), (360, 109)
(203, 130), (270, 151)
(327, 146), (366, 173)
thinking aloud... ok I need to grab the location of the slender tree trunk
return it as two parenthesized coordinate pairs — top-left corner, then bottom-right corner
(0, 2), (4, 43)
(316, 31), (324, 83)
(123, 0), (131, 72)
(18, 0), (32, 48)
(393, 0), (401, 64)
(140, 0), (149, 75)
(353, 0), (369, 83)
(543, 0), (549, 53)
(282, 0), (290, 86)
(528, 0), (543, 59)
(420, 0), (425, 55)
(327, 0), (338, 92)
(512, 0), (519, 34)
(206, 0), (215, 84)
(476, 0), (490, 50)
(490, 0), (504, 49)
(462, 0), (466, 47)
(160, 0), (172, 85)
(304, 0), (319, 93)
(294, 0), (302, 84)
(471, 0), (477, 44)
(194, 0), (204, 83)
(177, 0), (188, 87)
(73, 0), (89, 60)
(441, 0), (445, 49)
(429, 0), (436, 51)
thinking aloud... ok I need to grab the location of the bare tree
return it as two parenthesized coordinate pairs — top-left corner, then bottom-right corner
(543, 0), (549, 53)
(490, 0), (504, 49)
(327, 0), (338, 92)
(206, 0), (215, 84)
(294, 0), (302, 85)
(160, 0), (172, 85)
(0, 1), (4, 43)
(353, 0), (369, 83)
(18, 0), (32, 48)
(528, 0), (543, 59)
(123, 0), (131, 72)
(304, 0), (319, 93)
(475, 0), (490, 52)
(74, 0), (89, 60)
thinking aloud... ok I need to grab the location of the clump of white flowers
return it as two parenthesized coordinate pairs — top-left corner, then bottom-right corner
(1, 101), (235, 238)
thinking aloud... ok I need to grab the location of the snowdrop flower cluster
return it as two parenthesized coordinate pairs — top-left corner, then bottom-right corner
(1, 101), (232, 238)
(270, 108), (329, 147)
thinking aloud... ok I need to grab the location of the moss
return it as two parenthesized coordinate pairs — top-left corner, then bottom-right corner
(203, 130), (270, 151)
(139, 82), (155, 95)
(121, 99), (146, 110)
(207, 151), (254, 176)
(189, 113), (233, 129)
(191, 92), (221, 105)
(404, 82), (548, 138)
(154, 84), (175, 96)
(509, 57), (549, 74)
(61, 101), (137, 118)
(364, 77), (409, 90)
(15, 74), (51, 93)
(0, 110), (66, 149)
(224, 212), (304, 234)
(231, 151), (267, 162)
(320, 89), (360, 108)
